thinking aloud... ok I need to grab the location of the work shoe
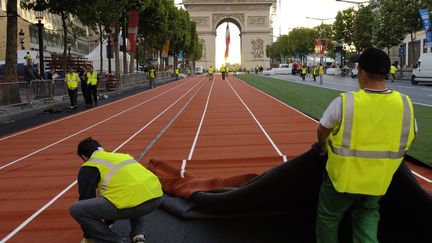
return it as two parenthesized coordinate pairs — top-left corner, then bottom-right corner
(80, 238), (94, 243)
(132, 234), (145, 243)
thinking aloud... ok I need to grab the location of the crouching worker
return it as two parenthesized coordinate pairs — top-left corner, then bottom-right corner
(69, 137), (163, 243)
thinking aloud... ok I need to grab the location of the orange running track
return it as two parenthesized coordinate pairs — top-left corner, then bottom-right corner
(0, 75), (431, 242)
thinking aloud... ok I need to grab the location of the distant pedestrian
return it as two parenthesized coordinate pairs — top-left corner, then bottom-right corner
(65, 68), (79, 109)
(389, 63), (397, 82)
(86, 66), (98, 106)
(319, 64), (325, 84)
(207, 66), (214, 81)
(313, 65), (317, 81)
(175, 68), (180, 80)
(149, 66), (156, 88)
(301, 65), (307, 81)
(80, 66), (92, 107)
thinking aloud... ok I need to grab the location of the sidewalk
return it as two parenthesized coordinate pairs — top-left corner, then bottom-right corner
(0, 76), (177, 124)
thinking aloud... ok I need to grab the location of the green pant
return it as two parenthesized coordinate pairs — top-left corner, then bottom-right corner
(316, 175), (382, 243)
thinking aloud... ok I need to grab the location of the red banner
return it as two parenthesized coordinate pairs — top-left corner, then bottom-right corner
(127, 11), (140, 53)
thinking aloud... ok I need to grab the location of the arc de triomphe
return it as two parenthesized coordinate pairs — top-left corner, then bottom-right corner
(184, 0), (274, 69)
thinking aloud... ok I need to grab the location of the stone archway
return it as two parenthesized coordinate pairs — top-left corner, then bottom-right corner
(184, 0), (274, 69)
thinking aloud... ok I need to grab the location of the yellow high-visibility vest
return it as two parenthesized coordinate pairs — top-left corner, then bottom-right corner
(66, 73), (78, 90)
(390, 65), (396, 74)
(149, 69), (155, 78)
(220, 66), (226, 73)
(208, 67), (213, 74)
(83, 151), (163, 209)
(327, 90), (415, 195)
(86, 72), (98, 85)
(175, 69), (180, 75)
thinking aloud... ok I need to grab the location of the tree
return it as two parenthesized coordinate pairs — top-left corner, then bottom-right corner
(334, 8), (356, 50)
(1, 0), (20, 105)
(398, 0), (423, 66)
(287, 27), (318, 63)
(21, 0), (83, 74)
(372, 0), (406, 54)
(353, 5), (375, 52)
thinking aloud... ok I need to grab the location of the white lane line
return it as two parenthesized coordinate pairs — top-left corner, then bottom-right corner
(411, 170), (432, 183)
(0, 78), (191, 141)
(226, 78), (286, 162)
(181, 80), (215, 178)
(396, 85), (414, 89)
(239, 77), (432, 182)
(0, 78), (205, 243)
(0, 79), (195, 171)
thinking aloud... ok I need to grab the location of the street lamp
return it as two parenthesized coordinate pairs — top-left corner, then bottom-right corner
(306, 17), (335, 25)
(106, 28), (112, 74)
(35, 0), (45, 79)
(335, 0), (370, 6)
(18, 29), (25, 50)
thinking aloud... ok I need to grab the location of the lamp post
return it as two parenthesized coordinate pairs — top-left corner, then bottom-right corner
(106, 28), (112, 74)
(35, 1), (45, 79)
(67, 40), (71, 59)
(19, 29), (25, 50)
(335, 0), (369, 6)
(306, 17), (335, 25)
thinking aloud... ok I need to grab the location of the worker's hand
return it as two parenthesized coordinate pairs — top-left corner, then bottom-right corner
(312, 142), (327, 156)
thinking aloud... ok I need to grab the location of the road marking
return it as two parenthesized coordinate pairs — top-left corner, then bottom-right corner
(0, 80), (194, 171)
(411, 170), (432, 183)
(0, 79), (190, 141)
(226, 77), (286, 162)
(181, 79), (215, 177)
(397, 86), (414, 89)
(240, 77), (432, 182)
(0, 78), (205, 242)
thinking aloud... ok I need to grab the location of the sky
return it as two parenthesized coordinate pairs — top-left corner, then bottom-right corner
(175, 0), (366, 66)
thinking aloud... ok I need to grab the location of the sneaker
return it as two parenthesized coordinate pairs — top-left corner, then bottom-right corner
(132, 234), (145, 243)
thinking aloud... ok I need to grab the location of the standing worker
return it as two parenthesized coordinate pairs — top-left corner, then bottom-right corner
(175, 67), (180, 80)
(65, 68), (79, 109)
(315, 48), (416, 243)
(220, 65), (226, 80)
(389, 63), (397, 82)
(301, 65), (307, 81)
(25, 51), (32, 61)
(80, 66), (91, 108)
(319, 64), (325, 85)
(86, 66), (98, 107)
(149, 66), (156, 88)
(207, 66), (214, 81)
(69, 137), (163, 243)
(312, 65), (318, 81)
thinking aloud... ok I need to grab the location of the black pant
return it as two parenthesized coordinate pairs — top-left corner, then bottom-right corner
(68, 89), (78, 107)
(81, 83), (91, 106)
(89, 85), (98, 106)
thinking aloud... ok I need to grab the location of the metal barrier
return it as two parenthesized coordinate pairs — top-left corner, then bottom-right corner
(0, 71), (174, 112)
(0, 81), (31, 110)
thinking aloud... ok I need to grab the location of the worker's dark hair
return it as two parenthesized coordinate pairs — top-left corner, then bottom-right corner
(358, 48), (390, 80)
(77, 137), (102, 158)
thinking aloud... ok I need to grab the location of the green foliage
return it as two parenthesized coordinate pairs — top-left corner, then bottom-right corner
(334, 8), (356, 48)
(372, 0), (406, 51)
(238, 74), (432, 165)
(352, 5), (375, 52)
(287, 27), (318, 58)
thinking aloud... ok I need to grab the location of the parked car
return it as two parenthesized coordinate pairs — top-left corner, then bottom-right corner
(412, 53), (432, 85)
(195, 66), (203, 74)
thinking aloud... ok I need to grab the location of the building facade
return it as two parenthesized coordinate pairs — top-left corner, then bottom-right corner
(0, 0), (97, 61)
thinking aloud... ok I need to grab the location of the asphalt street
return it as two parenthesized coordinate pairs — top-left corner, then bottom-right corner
(271, 74), (432, 107)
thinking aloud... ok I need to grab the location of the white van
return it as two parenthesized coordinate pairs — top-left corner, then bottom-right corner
(195, 66), (203, 74)
(412, 53), (432, 85)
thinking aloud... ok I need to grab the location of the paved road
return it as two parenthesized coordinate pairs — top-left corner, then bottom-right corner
(271, 74), (432, 107)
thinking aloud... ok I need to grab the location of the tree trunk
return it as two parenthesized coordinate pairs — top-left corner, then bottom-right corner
(99, 24), (103, 73)
(61, 12), (68, 75)
(129, 53), (135, 73)
(410, 32), (415, 67)
(115, 24), (120, 76)
(1, 0), (21, 105)
(122, 16), (128, 74)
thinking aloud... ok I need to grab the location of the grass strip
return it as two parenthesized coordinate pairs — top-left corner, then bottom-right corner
(238, 74), (432, 165)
